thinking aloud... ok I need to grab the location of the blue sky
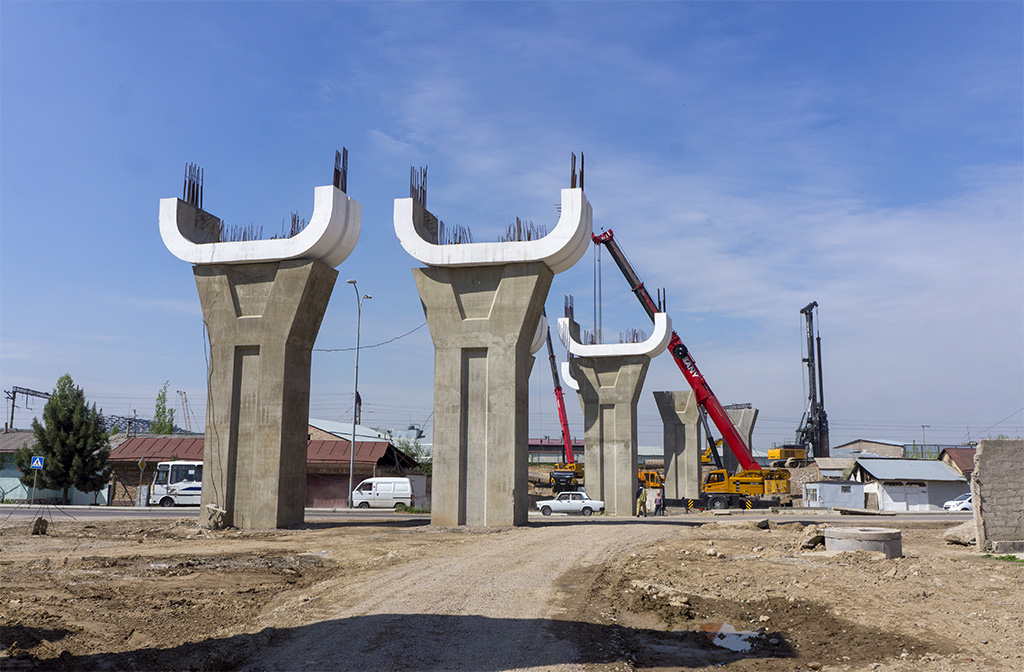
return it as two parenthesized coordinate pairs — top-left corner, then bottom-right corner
(2, 1), (1021, 453)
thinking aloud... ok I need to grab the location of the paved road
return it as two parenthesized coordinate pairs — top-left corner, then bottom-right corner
(1, 503), (971, 527)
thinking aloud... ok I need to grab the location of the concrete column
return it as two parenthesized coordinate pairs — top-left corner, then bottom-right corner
(654, 392), (760, 500)
(725, 406), (758, 472)
(570, 356), (651, 515)
(195, 260), (337, 529)
(414, 263), (551, 527)
(654, 391), (701, 500)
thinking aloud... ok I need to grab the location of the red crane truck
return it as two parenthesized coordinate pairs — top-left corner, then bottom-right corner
(592, 230), (790, 509)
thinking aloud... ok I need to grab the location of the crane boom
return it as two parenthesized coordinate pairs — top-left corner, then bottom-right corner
(592, 229), (762, 472)
(543, 312), (575, 464)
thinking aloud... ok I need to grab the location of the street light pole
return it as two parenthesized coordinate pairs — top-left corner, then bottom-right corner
(347, 279), (371, 508)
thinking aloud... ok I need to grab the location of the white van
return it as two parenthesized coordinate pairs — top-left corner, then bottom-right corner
(351, 476), (427, 510)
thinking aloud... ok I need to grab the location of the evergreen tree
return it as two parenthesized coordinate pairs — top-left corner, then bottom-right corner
(151, 381), (175, 434)
(14, 374), (112, 504)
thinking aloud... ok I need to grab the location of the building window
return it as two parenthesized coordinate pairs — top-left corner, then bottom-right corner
(841, 485), (851, 493)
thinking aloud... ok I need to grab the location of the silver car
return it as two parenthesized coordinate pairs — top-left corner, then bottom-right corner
(536, 491), (605, 516)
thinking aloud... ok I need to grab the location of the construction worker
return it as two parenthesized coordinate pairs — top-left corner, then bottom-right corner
(636, 486), (647, 517)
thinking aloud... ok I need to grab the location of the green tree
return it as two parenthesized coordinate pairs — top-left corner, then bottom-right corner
(396, 438), (432, 475)
(151, 381), (175, 434)
(14, 374), (112, 504)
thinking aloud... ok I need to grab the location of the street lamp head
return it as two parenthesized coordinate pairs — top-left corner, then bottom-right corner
(346, 279), (357, 285)
(363, 294), (372, 300)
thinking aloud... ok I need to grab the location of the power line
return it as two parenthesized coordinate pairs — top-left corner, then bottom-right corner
(967, 406), (1024, 441)
(314, 322), (427, 352)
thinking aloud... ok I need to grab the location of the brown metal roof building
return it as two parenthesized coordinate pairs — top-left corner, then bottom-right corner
(940, 446), (976, 479)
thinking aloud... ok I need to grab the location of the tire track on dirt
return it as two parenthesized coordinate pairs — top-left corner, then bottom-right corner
(243, 521), (678, 672)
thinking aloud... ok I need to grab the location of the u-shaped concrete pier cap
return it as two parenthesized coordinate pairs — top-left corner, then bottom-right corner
(529, 314), (548, 356)
(557, 312), (672, 358)
(394, 188), (592, 273)
(159, 185), (361, 267)
(560, 361), (580, 391)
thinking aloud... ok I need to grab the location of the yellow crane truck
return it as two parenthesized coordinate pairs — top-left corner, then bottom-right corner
(701, 467), (791, 510)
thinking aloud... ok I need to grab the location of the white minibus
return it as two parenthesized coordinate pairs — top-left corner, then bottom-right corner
(150, 460), (202, 507)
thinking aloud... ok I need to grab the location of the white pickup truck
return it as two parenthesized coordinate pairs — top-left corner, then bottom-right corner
(536, 491), (605, 516)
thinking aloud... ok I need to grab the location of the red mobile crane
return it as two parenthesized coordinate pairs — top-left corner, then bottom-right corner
(545, 312), (576, 465)
(592, 230), (791, 508)
(543, 312), (583, 491)
(592, 229), (760, 471)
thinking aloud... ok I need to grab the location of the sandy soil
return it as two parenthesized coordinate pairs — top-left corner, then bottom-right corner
(1, 513), (1021, 672)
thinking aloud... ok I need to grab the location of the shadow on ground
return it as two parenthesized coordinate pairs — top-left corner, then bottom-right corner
(11, 613), (794, 671)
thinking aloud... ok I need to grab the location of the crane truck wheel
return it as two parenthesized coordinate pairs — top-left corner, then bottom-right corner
(541, 506), (552, 516)
(709, 496), (728, 510)
(786, 458), (801, 468)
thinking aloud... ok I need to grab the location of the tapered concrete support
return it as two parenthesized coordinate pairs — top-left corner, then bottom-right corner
(397, 187), (592, 527)
(195, 260), (337, 529)
(654, 391), (760, 500)
(414, 263), (551, 527)
(569, 356), (652, 515)
(654, 391), (701, 500)
(725, 407), (758, 472)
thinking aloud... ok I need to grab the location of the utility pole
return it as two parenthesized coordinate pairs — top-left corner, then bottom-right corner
(5, 386), (52, 431)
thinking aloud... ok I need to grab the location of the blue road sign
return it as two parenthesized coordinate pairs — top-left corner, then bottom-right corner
(30, 456), (44, 469)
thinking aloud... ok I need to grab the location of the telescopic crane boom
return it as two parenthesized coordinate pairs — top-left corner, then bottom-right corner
(543, 311), (576, 465)
(592, 229), (762, 472)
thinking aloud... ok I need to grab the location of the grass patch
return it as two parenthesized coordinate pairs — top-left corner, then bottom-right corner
(981, 554), (1024, 563)
(395, 505), (430, 514)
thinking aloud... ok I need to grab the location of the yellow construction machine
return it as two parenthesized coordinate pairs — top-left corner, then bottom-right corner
(701, 467), (791, 510)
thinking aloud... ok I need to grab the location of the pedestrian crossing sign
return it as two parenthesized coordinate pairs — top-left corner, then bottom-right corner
(30, 456), (44, 469)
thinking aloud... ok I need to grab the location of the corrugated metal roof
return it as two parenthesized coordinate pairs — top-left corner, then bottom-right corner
(109, 436), (205, 462)
(307, 440), (390, 464)
(308, 419), (389, 441)
(0, 430), (35, 453)
(856, 458), (966, 482)
(941, 447), (976, 474)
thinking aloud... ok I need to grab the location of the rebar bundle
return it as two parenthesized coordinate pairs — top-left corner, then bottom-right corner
(500, 217), (546, 242)
(619, 328), (647, 344)
(438, 219), (474, 245)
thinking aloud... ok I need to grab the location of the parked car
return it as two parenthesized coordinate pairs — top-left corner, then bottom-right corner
(943, 493), (972, 512)
(536, 491), (604, 516)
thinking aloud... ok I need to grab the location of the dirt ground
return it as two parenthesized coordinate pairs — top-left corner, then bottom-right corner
(1, 512), (1021, 672)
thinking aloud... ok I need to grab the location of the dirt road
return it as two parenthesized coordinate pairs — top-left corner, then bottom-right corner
(1, 513), (1021, 671)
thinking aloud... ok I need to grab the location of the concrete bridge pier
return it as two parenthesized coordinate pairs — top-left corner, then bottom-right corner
(395, 186), (593, 527)
(569, 355), (652, 516)
(159, 179), (360, 529)
(195, 261), (336, 529)
(654, 389), (760, 501)
(654, 390), (702, 501)
(413, 263), (551, 527)
(559, 311), (671, 516)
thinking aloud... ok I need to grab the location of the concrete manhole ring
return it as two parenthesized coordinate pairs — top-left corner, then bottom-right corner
(824, 526), (903, 558)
